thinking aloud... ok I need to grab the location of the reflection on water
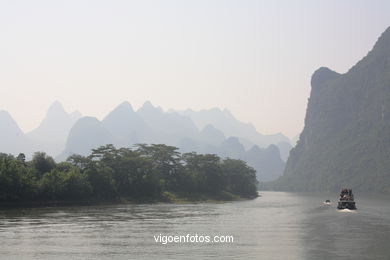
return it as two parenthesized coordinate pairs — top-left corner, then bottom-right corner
(0, 192), (389, 259)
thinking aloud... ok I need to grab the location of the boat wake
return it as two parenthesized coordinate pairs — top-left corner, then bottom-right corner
(338, 209), (357, 213)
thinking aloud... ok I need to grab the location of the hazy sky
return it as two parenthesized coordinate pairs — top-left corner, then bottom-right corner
(1, 0), (389, 138)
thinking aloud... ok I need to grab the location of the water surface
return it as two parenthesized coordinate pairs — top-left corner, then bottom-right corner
(0, 192), (389, 259)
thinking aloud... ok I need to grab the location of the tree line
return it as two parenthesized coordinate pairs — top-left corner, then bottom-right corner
(0, 144), (258, 203)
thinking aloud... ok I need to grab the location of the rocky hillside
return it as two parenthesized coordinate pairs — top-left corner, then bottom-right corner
(276, 27), (390, 193)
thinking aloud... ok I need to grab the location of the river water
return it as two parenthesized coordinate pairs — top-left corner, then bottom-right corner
(0, 192), (389, 259)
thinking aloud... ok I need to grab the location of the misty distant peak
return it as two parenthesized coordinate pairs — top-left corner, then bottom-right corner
(0, 110), (17, 123)
(220, 136), (246, 159)
(47, 100), (67, 116)
(175, 106), (290, 147)
(199, 124), (226, 146)
(223, 108), (234, 118)
(49, 100), (62, 108)
(102, 101), (147, 146)
(208, 107), (222, 113)
(224, 136), (241, 145)
(73, 116), (101, 127)
(200, 107), (235, 120)
(248, 144), (262, 154)
(0, 110), (32, 156)
(70, 110), (82, 121)
(266, 144), (280, 154)
(103, 101), (139, 124)
(0, 110), (23, 135)
(104, 101), (135, 120)
(201, 124), (224, 137)
(202, 124), (217, 132)
(70, 110), (82, 118)
(0, 110), (10, 118)
(58, 116), (114, 160)
(138, 100), (163, 114)
(116, 101), (134, 112)
(25, 101), (85, 157)
(36, 101), (71, 125)
(142, 100), (154, 109)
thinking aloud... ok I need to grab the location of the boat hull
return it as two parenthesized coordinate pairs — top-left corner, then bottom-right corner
(337, 201), (357, 210)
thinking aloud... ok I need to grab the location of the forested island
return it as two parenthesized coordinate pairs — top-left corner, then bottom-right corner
(0, 144), (258, 206)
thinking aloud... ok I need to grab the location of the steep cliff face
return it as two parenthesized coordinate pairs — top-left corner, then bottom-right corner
(278, 27), (390, 192)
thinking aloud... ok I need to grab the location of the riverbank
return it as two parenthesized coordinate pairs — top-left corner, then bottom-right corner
(0, 191), (258, 209)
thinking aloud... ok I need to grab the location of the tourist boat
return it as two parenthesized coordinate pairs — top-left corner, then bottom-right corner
(337, 188), (357, 210)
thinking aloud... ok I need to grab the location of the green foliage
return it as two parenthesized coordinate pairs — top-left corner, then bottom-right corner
(182, 153), (224, 194)
(30, 152), (56, 178)
(0, 144), (259, 203)
(0, 153), (37, 202)
(221, 159), (258, 197)
(38, 168), (92, 201)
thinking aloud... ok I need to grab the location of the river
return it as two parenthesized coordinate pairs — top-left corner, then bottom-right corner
(0, 191), (389, 259)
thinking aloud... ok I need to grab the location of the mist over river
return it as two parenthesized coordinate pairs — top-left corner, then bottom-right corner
(1, 192), (389, 259)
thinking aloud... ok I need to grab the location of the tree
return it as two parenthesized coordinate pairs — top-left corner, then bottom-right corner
(31, 152), (56, 177)
(0, 144), (259, 203)
(221, 158), (258, 197)
(135, 144), (181, 190)
(17, 153), (26, 165)
(182, 153), (224, 194)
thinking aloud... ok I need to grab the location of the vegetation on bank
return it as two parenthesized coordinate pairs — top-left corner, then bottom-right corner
(0, 144), (258, 205)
